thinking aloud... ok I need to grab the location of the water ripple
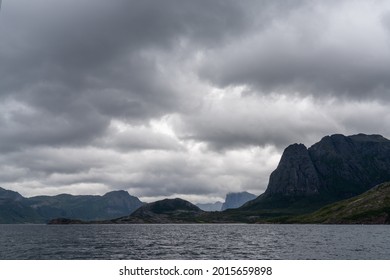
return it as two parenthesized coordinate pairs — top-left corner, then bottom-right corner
(0, 224), (390, 259)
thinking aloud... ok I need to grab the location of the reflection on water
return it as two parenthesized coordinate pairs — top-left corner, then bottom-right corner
(0, 224), (389, 259)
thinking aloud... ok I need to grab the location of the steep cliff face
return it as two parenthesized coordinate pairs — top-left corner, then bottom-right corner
(243, 134), (390, 213)
(265, 144), (320, 197)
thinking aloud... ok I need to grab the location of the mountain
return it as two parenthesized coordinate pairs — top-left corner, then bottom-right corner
(196, 192), (256, 211)
(196, 201), (223, 211)
(221, 192), (257, 210)
(290, 182), (390, 224)
(112, 198), (205, 223)
(0, 187), (42, 223)
(27, 190), (144, 221)
(0, 187), (24, 201)
(241, 134), (390, 217)
(0, 188), (143, 223)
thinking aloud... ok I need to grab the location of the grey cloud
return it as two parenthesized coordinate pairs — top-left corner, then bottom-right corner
(1, 0), (390, 202)
(1, 0), (250, 94)
(175, 95), (337, 151)
(382, 10), (390, 35)
(0, 96), (109, 152)
(199, 0), (390, 100)
(97, 126), (182, 152)
(176, 95), (390, 152)
(0, 0), (252, 153)
(122, 150), (271, 199)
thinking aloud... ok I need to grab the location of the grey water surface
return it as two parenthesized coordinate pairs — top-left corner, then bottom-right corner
(0, 224), (389, 259)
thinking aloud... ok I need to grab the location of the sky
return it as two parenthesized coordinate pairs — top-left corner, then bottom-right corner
(1, 0), (390, 203)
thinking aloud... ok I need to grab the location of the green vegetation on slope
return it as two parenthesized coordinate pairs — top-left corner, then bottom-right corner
(289, 182), (390, 224)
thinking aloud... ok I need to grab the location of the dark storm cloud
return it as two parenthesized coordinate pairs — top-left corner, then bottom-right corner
(1, 0), (390, 201)
(0, 103), (108, 152)
(0, 0), (250, 93)
(199, 0), (390, 100)
(0, 0), (250, 152)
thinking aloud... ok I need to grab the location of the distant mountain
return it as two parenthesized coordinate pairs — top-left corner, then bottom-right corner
(0, 187), (143, 223)
(221, 192), (256, 211)
(196, 192), (256, 212)
(0, 187), (42, 223)
(290, 182), (390, 224)
(27, 190), (143, 221)
(112, 198), (204, 223)
(196, 201), (223, 211)
(0, 187), (24, 201)
(242, 134), (390, 216)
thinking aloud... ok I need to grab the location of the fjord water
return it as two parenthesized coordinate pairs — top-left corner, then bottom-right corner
(0, 224), (389, 259)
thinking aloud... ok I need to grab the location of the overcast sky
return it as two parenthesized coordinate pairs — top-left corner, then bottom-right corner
(1, 0), (390, 203)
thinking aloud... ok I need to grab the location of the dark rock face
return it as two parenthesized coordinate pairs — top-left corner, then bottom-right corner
(265, 144), (320, 197)
(249, 134), (390, 210)
(221, 192), (257, 210)
(308, 134), (390, 199)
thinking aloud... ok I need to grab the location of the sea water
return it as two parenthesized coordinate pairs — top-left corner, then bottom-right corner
(0, 224), (389, 259)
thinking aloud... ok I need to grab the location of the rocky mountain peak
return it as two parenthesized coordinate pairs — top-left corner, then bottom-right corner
(265, 133), (390, 200)
(265, 143), (320, 197)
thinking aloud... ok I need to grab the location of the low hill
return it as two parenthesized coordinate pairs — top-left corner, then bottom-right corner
(112, 198), (205, 223)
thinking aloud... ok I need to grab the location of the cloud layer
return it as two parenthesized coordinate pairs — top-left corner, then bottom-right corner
(1, 0), (390, 203)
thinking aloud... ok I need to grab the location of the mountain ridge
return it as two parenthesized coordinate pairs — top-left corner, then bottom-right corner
(0, 188), (143, 223)
(241, 133), (390, 215)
